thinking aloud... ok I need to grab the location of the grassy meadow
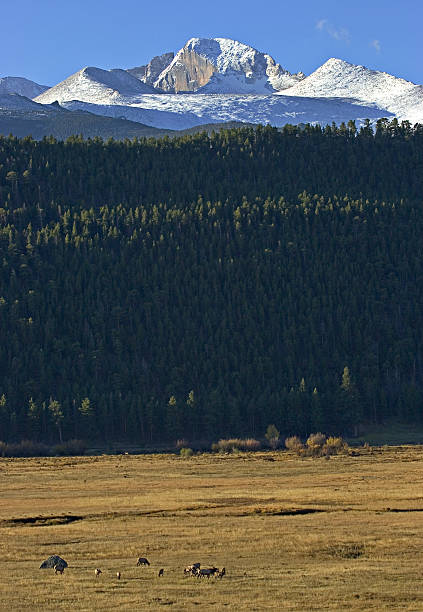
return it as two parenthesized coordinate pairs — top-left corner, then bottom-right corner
(1, 446), (423, 610)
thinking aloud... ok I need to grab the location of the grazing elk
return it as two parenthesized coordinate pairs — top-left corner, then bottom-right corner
(184, 563), (200, 576)
(54, 564), (65, 575)
(116, 572), (121, 580)
(158, 568), (164, 577)
(95, 568), (102, 578)
(136, 557), (150, 566)
(216, 567), (226, 579)
(197, 567), (218, 578)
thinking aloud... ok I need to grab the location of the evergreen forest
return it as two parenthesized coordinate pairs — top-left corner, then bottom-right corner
(0, 119), (422, 445)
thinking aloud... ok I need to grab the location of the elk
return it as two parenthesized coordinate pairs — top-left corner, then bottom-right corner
(158, 568), (164, 577)
(184, 563), (200, 576)
(136, 557), (150, 566)
(216, 567), (226, 579)
(54, 564), (65, 575)
(95, 568), (102, 578)
(197, 567), (218, 578)
(116, 571), (121, 580)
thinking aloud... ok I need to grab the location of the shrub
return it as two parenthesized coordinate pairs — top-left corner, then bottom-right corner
(285, 436), (304, 452)
(212, 438), (261, 453)
(179, 447), (194, 458)
(322, 436), (348, 456)
(265, 424), (280, 449)
(304, 433), (327, 456)
(0, 440), (50, 457)
(285, 433), (349, 457)
(0, 438), (87, 457)
(242, 438), (261, 451)
(306, 432), (326, 448)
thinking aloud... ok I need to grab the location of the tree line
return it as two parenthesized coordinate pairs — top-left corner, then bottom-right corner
(0, 119), (422, 444)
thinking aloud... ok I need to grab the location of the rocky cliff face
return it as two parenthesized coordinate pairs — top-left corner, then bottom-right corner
(155, 47), (216, 92)
(153, 38), (304, 93)
(127, 52), (174, 87)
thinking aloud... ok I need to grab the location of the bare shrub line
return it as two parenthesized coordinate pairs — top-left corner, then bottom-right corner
(285, 433), (349, 457)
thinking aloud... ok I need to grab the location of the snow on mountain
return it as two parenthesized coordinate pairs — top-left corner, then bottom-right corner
(154, 38), (304, 93)
(61, 99), (202, 130)
(0, 76), (49, 98)
(197, 73), (274, 94)
(35, 66), (157, 105)
(62, 94), (388, 131)
(281, 58), (423, 123)
(28, 40), (423, 130)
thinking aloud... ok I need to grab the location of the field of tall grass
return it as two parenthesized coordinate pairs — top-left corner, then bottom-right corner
(1, 446), (423, 610)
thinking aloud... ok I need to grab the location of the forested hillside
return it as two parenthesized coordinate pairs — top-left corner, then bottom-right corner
(0, 119), (422, 444)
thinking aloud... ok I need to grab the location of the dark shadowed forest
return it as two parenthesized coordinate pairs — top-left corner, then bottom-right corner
(0, 119), (422, 444)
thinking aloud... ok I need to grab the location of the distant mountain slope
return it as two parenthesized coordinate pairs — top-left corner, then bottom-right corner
(61, 99), (204, 130)
(282, 58), (423, 123)
(0, 93), (258, 139)
(0, 76), (49, 98)
(35, 66), (157, 106)
(0, 93), (51, 111)
(154, 37), (304, 93)
(61, 94), (390, 130)
(0, 94), (173, 140)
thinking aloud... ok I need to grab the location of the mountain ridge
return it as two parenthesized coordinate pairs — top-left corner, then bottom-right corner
(0, 76), (49, 98)
(281, 57), (423, 123)
(153, 37), (304, 93)
(2, 37), (422, 134)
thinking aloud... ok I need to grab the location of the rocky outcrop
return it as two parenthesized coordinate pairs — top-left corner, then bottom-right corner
(153, 38), (304, 94)
(127, 52), (174, 87)
(265, 55), (305, 91)
(155, 48), (216, 93)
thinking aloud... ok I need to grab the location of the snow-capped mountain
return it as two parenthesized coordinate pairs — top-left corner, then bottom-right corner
(35, 66), (157, 106)
(153, 38), (304, 93)
(281, 58), (423, 123)
(13, 37), (423, 134)
(0, 76), (49, 98)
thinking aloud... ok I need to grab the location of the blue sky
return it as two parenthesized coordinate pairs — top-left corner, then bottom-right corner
(2, 0), (422, 86)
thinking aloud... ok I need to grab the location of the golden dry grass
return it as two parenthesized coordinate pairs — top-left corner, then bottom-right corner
(1, 446), (423, 610)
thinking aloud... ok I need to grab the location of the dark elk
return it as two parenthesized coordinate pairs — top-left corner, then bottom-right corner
(137, 557), (150, 566)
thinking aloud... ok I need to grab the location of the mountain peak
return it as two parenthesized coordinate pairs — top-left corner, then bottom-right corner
(154, 37), (304, 93)
(322, 57), (355, 68)
(280, 56), (423, 123)
(35, 66), (156, 105)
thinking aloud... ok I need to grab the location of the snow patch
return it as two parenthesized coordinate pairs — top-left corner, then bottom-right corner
(61, 94), (392, 131)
